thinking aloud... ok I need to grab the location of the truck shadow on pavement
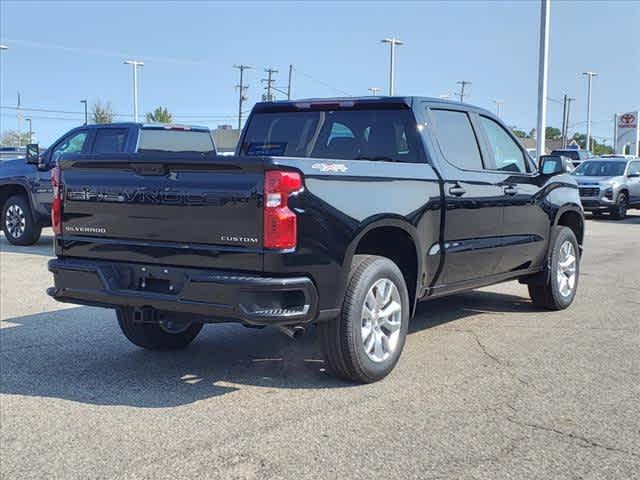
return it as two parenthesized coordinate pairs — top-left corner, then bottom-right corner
(1, 289), (537, 408)
(0, 233), (55, 257)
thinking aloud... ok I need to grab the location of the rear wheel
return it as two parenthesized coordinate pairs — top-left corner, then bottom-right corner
(318, 255), (410, 383)
(611, 192), (628, 220)
(2, 195), (42, 246)
(117, 309), (203, 350)
(528, 226), (580, 310)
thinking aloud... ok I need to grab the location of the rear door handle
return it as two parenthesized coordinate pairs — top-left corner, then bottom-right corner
(503, 185), (518, 196)
(449, 185), (466, 197)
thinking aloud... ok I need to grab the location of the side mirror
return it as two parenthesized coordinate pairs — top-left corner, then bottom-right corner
(539, 155), (573, 175)
(25, 144), (40, 165)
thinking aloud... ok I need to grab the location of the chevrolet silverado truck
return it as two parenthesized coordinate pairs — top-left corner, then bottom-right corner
(1, 123), (216, 245)
(572, 156), (640, 219)
(47, 97), (584, 383)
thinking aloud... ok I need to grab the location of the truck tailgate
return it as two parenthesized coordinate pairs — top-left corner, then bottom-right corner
(57, 154), (264, 271)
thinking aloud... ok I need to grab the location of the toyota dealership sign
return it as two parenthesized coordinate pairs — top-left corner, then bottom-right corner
(615, 111), (639, 156)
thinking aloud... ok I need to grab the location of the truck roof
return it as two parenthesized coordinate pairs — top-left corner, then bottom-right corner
(252, 96), (494, 116)
(80, 122), (211, 132)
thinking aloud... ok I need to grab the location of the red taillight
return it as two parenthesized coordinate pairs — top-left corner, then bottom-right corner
(263, 170), (302, 249)
(51, 166), (62, 235)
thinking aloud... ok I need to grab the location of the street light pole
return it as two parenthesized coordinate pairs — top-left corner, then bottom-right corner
(26, 118), (32, 144)
(536, 0), (551, 157)
(583, 71), (598, 152)
(381, 37), (404, 96)
(493, 100), (504, 118)
(124, 60), (144, 122)
(80, 99), (88, 125)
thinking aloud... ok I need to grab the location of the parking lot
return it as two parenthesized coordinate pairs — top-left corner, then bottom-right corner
(0, 214), (638, 479)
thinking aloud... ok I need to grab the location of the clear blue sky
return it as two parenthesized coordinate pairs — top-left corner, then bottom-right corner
(1, 0), (638, 145)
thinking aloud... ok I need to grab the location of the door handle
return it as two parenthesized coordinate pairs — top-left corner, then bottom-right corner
(449, 185), (466, 197)
(503, 185), (518, 196)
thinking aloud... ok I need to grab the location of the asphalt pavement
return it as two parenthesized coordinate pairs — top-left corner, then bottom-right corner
(1, 215), (639, 479)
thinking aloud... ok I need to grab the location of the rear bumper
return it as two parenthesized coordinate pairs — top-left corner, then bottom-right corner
(47, 258), (323, 326)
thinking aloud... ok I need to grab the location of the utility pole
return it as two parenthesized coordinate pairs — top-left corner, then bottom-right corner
(234, 64), (251, 130)
(287, 64), (293, 100)
(262, 68), (278, 102)
(124, 60), (144, 122)
(16, 92), (22, 146)
(80, 99), (88, 125)
(536, 0), (550, 157)
(493, 100), (504, 118)
(456, 81), (471, 102)
(25, 118), (32, 144)
(583, 71), (598, 152)
(381, 37), (404, 96)
(369, 87), (382, 96)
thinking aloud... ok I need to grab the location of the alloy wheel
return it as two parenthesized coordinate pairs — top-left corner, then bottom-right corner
(556, 240), (577, 297)
(361, 278), (402, 363)
(5, 204), (26, 239)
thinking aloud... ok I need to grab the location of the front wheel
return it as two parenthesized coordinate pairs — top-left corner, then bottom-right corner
(117, 309), (203, 350)
(318, 255), (410, 383)
(611, 192), (628, 220)
(528, 226), (580, 310)
(2, 195), (42, 246)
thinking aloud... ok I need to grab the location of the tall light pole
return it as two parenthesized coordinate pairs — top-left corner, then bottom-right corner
(493, 100), (505, 118)
(80, 99), (88, 125)
(536, 0), (551, 157)
(381, 37), (404, 96)
(234, 64), (252, 130)
(25, 118), (33, 144)
(124, 60), (144, 122)
(583, 71), (598, 152)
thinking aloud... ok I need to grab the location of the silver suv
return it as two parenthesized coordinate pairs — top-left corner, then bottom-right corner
(572, 157), (640, 219)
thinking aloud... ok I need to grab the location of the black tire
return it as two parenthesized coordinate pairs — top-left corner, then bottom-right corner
(2, 195), (42, 246)
(318, 255), (410, 383)
(117, 309), (203, 351)
(611, 192), (628, 220)
(528, 226), (580, 310)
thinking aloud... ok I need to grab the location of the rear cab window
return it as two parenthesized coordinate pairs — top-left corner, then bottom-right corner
(137, 128), (216, 153)
(241, 105), (423, 163)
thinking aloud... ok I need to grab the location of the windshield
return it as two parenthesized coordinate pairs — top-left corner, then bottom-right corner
(137, 129), (215, 153)
(241, 108), (422, 163)
(573, 161), (626, 177)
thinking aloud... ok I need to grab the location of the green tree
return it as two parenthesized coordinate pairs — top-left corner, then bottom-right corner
(570, 133), (614, 155)
(511, 127), (528, 139)
(545, 126), (562, 140)
(146, 106), (173, 124)
(0, 130), (31, 146)
(92, 100), (113, 124)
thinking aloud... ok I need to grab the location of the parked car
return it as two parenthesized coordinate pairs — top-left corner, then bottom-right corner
(47, 97), (584, 383)
(0, 123), (216, 245)
(572, 156), (640, 219)
(550, 148), (593, 168)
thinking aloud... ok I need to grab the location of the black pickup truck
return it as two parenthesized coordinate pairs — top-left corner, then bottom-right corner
(0, 123), (216, 245)
(47, 97), (584, 383)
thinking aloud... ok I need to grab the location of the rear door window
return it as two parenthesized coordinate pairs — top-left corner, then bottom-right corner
(430, 109), (483, 170)
(92, 128), (128, 153)
(479, 116), (528, 173)
(241, 108), (422, 163)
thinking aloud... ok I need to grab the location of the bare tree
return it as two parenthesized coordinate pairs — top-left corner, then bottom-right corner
(92, 100), (113, 124)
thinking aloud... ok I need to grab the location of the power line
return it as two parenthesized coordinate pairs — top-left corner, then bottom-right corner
(233, 64), (251, 130)
(262, 68), (278, 102)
